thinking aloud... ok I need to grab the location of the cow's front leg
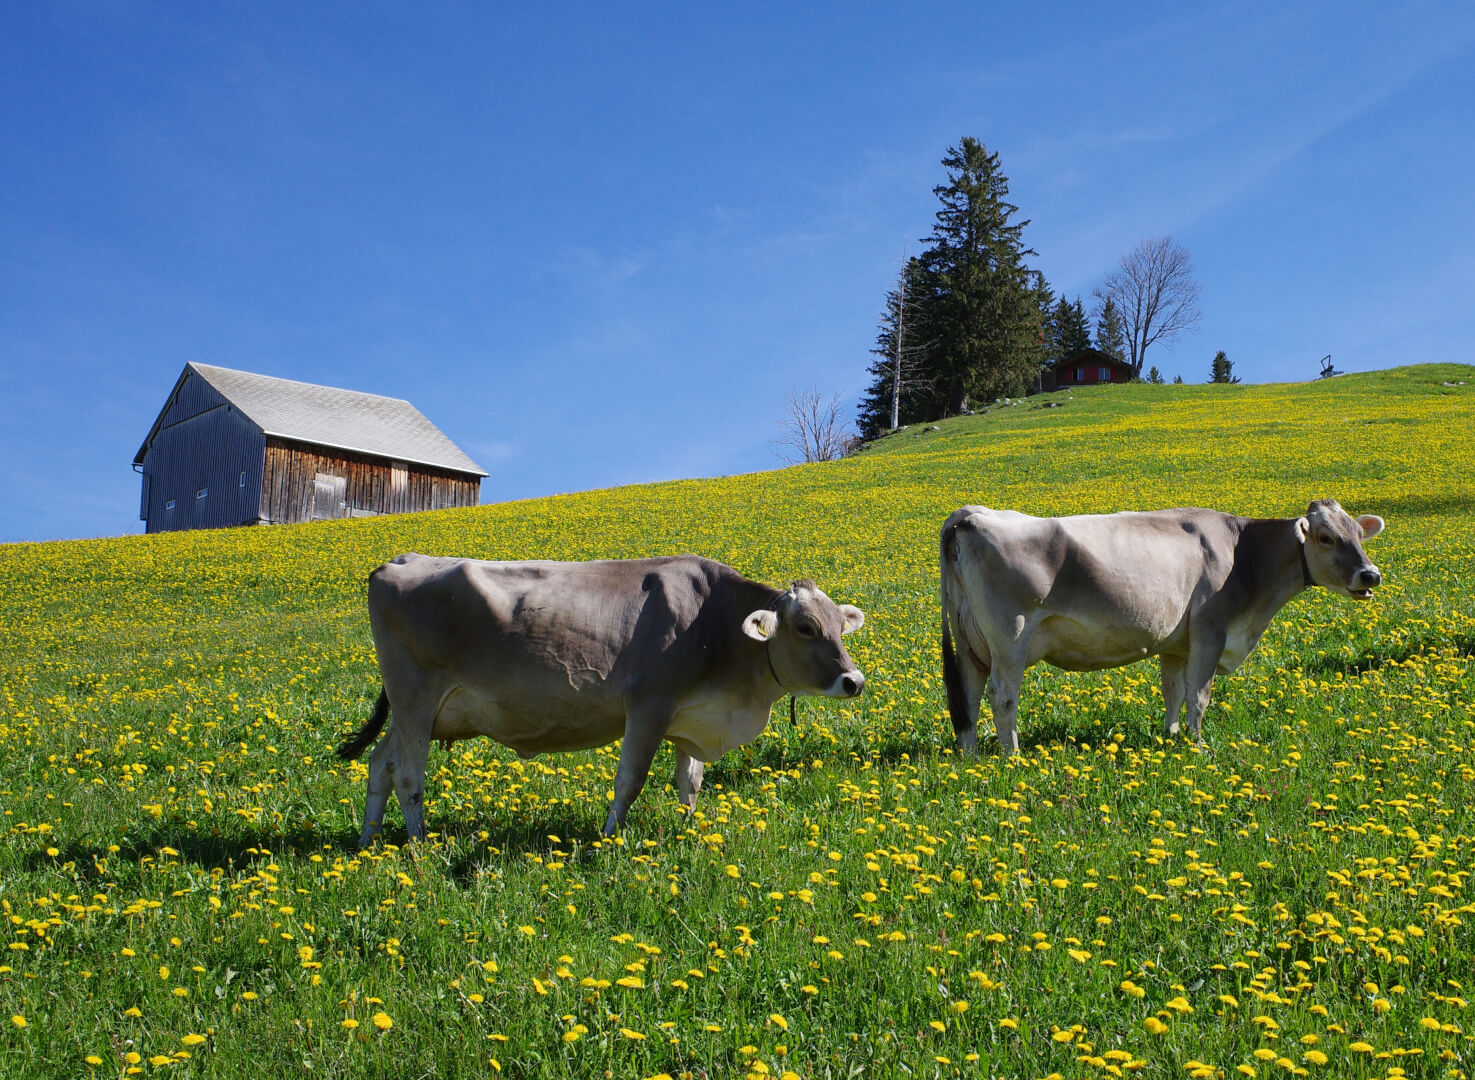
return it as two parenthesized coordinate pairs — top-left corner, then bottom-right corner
(603, 707), (670, 836)
(1180, 643), (1223, 745)
(1160, 654), (1188, 738)
(674, 748), (704, 813)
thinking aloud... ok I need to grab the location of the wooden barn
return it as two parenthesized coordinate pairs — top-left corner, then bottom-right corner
(1040, 348), (1135, 392)
(134, 363), (487, 533)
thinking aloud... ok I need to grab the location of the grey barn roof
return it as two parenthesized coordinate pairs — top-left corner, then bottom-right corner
(136, 363), (487, 476)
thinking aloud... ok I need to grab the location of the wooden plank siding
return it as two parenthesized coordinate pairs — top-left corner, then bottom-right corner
(259, 438), (480, 525)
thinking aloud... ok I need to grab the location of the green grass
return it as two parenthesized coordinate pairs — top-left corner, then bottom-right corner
(0, 365), (1472, 1079)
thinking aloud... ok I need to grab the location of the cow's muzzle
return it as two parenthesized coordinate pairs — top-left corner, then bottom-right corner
(1350, 565), (1381, 599)
(839, 671), (865, 697)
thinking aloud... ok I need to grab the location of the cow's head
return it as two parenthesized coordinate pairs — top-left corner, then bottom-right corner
(742, 580), (866, 697)
(1295, 499), (1385, 599)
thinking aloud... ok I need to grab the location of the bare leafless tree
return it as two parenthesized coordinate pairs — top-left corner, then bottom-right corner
(886, 256), (933, 431)
(775, 389), (855, 464)
(1093, 235), (1202, 378)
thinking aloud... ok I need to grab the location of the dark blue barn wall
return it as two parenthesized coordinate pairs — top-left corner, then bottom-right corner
(140, 374), (266, 533)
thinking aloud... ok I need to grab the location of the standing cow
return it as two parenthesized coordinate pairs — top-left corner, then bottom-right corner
(339, 554), (865, 844)
(940, 499), (1385, 753)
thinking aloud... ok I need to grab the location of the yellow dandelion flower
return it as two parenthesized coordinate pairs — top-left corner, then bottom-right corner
(768, 1013), (788, 1031)
(9, 1015), (24, 1028)
(371, 1012), (392, 1031)
(180, 1034), (205, 1047)
(1144, 1017), (1169, 1035)
(620, 1028), (646, 1040)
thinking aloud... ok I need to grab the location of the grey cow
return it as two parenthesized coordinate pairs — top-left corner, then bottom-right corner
(940, 499), (1384, 753)
(339, 554), (865, 844)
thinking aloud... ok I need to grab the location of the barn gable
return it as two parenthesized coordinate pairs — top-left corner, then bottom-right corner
(135, 364), (486, 534)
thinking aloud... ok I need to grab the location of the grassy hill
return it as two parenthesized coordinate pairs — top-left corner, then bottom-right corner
(0, 365), (1471, 1078)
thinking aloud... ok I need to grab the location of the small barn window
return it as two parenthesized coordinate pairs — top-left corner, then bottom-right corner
(165, 499), (177, 511)
(197, 487), (209, 500)
(240, 471), (247, 488)
(1075, 367), (1085, 382)
(1099, 367), (1111, 381)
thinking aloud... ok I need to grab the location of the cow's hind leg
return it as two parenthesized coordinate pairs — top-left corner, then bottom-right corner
(1160, 654), (1188, 737)
(987, 656), (1025, 755)
(603, 707), (670, 836)
(674, 748), (704, 813)
(954, 652), (991, 754)
(388, 724), (432, 842)
(359, 696), (434, 846)
(360, 736), (395, 848)
(943, 619), (990, 754)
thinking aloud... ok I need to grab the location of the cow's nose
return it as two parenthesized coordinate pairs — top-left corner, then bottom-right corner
(1359, 566), (1382, 589)
(841, 671), (865, 697)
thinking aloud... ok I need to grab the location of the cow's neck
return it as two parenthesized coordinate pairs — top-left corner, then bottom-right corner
(1238, 517), (1314, 631)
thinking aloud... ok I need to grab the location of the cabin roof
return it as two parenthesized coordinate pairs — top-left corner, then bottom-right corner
(135, 363), (488, 476)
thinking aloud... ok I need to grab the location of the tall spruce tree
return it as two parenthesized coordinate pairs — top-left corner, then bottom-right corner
(916, 138), (1043, 413)
(1094, 297), (1127, 360)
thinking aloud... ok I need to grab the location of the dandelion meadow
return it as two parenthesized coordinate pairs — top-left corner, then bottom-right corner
(1, 365), (1471, 1079)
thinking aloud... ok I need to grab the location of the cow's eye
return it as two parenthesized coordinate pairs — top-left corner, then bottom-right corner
(795, 622), (816, 638)
(1318, 534), (1334, 546)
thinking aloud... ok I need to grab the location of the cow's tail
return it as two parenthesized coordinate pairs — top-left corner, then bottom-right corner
(338, 687), (389, 761)
(939, 519), (971, 741)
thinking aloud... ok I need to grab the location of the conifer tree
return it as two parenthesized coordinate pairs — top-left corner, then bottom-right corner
(1208, 350), (1240, 384)
(1147, 365), (1165, 384)
(1054, 296), (1091, 358)
(915, 138), (1043, 412)
(1094, 297), (1127, 361)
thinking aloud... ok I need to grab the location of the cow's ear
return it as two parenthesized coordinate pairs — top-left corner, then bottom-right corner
(1294, 516), (1310, 543)
(743, 610), (778, 641)
(838, 604), (865, 635)
(1356, 514), (1384, 540)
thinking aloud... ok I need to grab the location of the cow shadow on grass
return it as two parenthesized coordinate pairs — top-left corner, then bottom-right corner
(23, 823), (351, 887)
(1300, 631), (1475, 678)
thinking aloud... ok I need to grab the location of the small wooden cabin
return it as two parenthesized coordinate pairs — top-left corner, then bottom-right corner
(134, 363), (487, 533)
(1040, 348), (1135, 392)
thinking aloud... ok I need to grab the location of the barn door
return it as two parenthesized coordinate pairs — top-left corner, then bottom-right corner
(313, 473), (346, 520)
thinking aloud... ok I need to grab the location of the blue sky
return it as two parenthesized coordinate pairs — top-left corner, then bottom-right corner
(3, 2), (1472, 542)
